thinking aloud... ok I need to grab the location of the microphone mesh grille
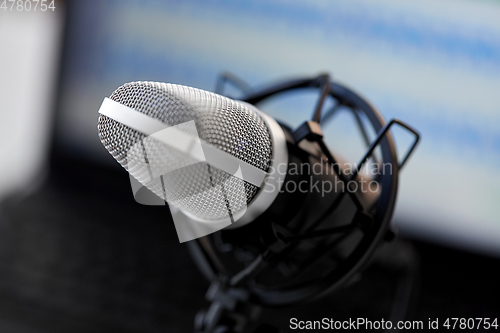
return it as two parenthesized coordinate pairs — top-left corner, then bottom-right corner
(97, 82), (272, 221)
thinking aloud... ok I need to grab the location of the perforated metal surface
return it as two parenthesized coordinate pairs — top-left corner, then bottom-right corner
(97, 82), (272, 220)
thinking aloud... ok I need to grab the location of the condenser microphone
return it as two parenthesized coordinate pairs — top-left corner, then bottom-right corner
(97, 76), (419, 332)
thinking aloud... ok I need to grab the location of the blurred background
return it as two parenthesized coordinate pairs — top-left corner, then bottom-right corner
(0, 0), (499, 332)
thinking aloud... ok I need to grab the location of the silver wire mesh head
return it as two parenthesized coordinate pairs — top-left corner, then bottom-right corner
(97, 82), (273, 221)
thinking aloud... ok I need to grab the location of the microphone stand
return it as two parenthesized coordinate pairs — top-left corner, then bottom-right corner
(194, 279), (264, 333)
(193, 249), (280, 333)
(193, 238), (420, 333)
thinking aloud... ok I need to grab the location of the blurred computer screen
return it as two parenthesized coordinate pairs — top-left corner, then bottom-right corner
(54, 0), (500, 254)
